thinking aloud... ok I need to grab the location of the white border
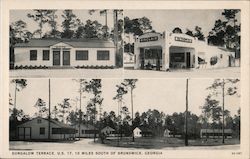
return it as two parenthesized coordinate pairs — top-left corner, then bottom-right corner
(1, 0), (249, 158)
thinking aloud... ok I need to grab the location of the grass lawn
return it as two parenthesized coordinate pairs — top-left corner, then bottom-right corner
(100, 137), (240, 149)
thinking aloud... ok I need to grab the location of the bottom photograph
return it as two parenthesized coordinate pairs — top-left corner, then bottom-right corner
(9, 78), (240, 150)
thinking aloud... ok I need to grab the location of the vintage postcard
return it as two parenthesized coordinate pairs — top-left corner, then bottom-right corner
(0, 0), (249, 159)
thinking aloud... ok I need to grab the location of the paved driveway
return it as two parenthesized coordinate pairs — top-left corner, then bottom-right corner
(9, 67), (240, 78)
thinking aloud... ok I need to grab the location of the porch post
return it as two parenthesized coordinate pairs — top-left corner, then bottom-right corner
(134, 47), (140, 69)
(162, 45), (169, 71)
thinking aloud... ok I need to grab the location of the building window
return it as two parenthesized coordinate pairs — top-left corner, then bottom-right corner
(76, 50), (88, 60)
(30, 50), (37, 61)
(43, 50), (50, 60)
(52, 128), (61, 134)
(97, 51), (110, 60)
(40, 127), (45, 135)
(81, 130), (85, 134)
(220, 54), (223, 58)
(37, 119), (42, 123)
(170, 53), (185, 62)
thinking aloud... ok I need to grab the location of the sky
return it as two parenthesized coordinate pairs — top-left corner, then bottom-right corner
(10, 9), (241, 38)
(9, 78), (240, 118)
(124, 9), (241, 41)
(9, 9), (119, 37)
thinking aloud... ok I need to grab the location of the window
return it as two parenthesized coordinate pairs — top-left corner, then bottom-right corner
(30, 50), (37, 61)
(76, 50), (88, 60)
(170, 53), (185, 62)
(37, 119), (42, 124)
(82, 130), (85, 134)
(40, 127), (45, 135)
(97, 51), (110, 60)
(52, 128), (62, 134)
(43, 50), (50, 60)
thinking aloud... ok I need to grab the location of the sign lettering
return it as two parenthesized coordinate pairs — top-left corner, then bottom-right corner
(175, 37), (192, 43)
(140, 36), (158, 42)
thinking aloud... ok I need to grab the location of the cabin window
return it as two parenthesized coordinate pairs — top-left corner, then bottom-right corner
(97, 51), (110, 60)
(30, 50), (37, 61)
(76, 50), (88, 60)
(40, 127), (45, 135)
(52, 128), (61, 134)
(81, 130), (85, 134)
(43, 50), (50, 60)
(37, 119), (42, 123)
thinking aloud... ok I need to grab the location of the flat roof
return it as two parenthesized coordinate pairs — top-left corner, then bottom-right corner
(15, 38), (115, 48)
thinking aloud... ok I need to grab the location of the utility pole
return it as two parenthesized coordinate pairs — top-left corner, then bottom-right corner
(222, 79), (225, 144)
(79, 82), (82, 139)
(131, 88), (135, 142)
(48, 79), (51, 140)
(185, 78), (189, 146)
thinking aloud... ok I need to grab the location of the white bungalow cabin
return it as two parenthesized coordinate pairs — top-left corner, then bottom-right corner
(133, 127), (142, 138)
(73, 124), (98, 138)
(163, 129), (171, 137)
(134, 32), (235, 71)
(101, 126), (115, 136)
(14, 39), (116, 68)
(16, 117), (75, 140)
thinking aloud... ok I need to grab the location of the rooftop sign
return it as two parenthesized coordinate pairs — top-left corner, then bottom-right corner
(175, 37), (192, 43)
(140, 36), (158, 43)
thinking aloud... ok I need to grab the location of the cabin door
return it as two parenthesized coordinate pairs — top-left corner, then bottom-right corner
(63, 51), (70, 66)
(53, 51), (60, 66)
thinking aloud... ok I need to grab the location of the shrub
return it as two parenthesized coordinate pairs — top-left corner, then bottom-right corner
(210, 56), (218, 65)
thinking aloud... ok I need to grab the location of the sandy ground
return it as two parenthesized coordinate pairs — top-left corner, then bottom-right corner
(9, 67), (240, 78)
(124, 67), (240, 78)
(9, 138), (240, 150)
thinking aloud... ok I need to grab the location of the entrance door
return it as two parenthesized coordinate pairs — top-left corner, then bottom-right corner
(53, 51), (60, 66)
(63, 51), (70, 66)
(186, 52), (190, 68)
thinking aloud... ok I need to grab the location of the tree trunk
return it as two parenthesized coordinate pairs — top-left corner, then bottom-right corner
(222, 79), (225, 144)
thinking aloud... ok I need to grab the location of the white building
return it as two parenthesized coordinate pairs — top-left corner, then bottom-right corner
(200, 129), (233, 139)
(73, 124), (98, 138)
(123, 52), (135, 68)
(16, 117), (75, 140)
(133, 127), (142, 138)
(14, 39), (116, 68)
(134, 32), (235, 71)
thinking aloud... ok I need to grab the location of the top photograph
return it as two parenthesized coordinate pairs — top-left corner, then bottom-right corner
(9, 9), (124, 78)
(123, 9), (241, 78)
(9, 9), (241, 78)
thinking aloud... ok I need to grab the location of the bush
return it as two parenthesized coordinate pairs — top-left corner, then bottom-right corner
(210, 56), (218, 65)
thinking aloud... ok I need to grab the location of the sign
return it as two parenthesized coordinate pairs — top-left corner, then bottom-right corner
(175, 37), (192, 43)
(140, 36), (158, 42)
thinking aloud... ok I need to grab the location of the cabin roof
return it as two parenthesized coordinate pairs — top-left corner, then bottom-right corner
(17, 117), (74, 129)
(15, 38), (115, 48)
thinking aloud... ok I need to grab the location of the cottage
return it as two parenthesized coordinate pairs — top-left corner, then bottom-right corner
(16, 117), (75, 140)
(133, 127), (153, 137)
(134, 32), (235, 71)
(14, 39), (116, 68)
(73, 124), (98, 138)
(101, 126), (115, 136)
(200, 129), (233, 139)
(133, 127), (142, 138)
(163, 129), (171, 137)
